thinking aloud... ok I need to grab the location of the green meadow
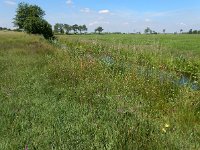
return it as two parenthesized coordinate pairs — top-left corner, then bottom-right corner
(0, 31), (200, 149)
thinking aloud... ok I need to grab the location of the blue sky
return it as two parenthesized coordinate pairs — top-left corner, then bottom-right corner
(1, 0), (200, 33)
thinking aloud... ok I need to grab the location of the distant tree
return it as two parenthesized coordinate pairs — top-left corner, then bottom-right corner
(54, 23), (65, 34)
(113, 32), (122, 34)
(189, 29), (193, 34)
(3, 28), (7, 30)
(152, 31), (157, 34)
(54, 23), (60, 33)
(63, 24), (71, 34)
(72, 24), (79, 34)
(82, 25), (87, 33)
(78, 25), (83, 34)
(0, 27), (10, 31)
(192, 30), (198, 34)
(13, 2), (45, 29)
(163, 29), (166, 34)
(95, 26), (104, 34)
(77, 25), (88, 34)
(60, 28), (64, 34)
(144, 27), (152, 34)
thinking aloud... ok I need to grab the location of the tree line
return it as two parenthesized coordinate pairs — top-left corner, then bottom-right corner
(0, 27), (12, 31)
(54, 24), (104, 34)
(186, 29), (200, 34)
(0, 27), (22, 32)
(144, 27), (200, 34)
(54, 24), (87, 34)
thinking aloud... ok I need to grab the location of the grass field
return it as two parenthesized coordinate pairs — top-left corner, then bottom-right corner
(0, 31), (200, 149)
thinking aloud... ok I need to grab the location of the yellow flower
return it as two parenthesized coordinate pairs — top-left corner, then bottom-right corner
(162, 128), (166, 133)
(165, 123), (170, 128)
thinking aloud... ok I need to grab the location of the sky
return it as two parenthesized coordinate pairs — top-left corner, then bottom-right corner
(1, 0), (200, 33)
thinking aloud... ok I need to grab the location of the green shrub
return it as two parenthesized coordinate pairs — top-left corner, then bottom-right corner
(14, 2), (54, 40)
(24, 17), (54, 39)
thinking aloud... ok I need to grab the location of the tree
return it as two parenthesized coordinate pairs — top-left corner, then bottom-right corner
(152, 31), (157, 34)
(60, 28), (64, 34)
(189, 29), (193, 34)
(72, 24), (79, 34)
(82, 25), (87, 33)
(13, 2), (45, 29)
(54, 23), (65, 34)
(63, 24), (71, 34)
(95, 26), (104, 34)
(23, 17), (53, 39)
(78, 25), (88, 34)
(144, 27), (152, 34)
(192, 30), (198, 34)
(78, 25), (83, 34)
(163, 29), (166, 34)
(54, 23), (60, 33)
(13, 2), (54, 39)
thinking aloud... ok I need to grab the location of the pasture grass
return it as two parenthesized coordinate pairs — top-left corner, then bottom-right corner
(0, 31), (200, 149)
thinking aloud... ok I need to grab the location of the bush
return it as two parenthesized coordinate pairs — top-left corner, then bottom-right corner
(23, 17), (54, 39)
(14, 2), (54, 40)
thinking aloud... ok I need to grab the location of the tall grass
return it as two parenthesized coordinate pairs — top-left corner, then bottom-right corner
(0, 31), (199, 149)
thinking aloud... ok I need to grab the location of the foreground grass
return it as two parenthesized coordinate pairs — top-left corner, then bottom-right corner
(0, 31), (200, 149)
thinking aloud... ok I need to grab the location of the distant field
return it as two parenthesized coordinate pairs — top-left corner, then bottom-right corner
(0, 31), (200, 149)
(58, 34), (200, 54)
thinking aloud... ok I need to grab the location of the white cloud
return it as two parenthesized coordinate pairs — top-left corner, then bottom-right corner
(4, 0), (16, 5)
(145, 18), (151, 22)
(66, 0), (73, 5)
(180, 22), (187, 26)
(104, 21), (110, 24)
(123, 22), (129, 25)
(98, 10), (110, 14)
(145, 11), (172, 17)
(80, 8), (91, 13)
(89, 21), (110, 26)
(89, 21), (99, 26)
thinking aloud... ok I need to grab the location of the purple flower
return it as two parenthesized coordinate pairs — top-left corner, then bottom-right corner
(25, 145), (28, 150)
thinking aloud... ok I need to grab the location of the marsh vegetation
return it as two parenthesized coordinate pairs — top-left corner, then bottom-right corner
(0, 31), (199, 149)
